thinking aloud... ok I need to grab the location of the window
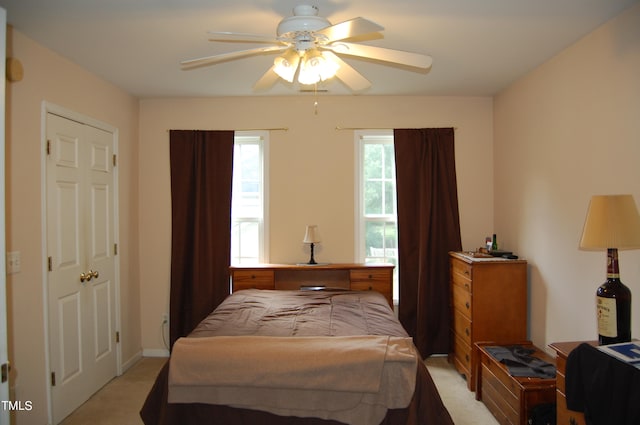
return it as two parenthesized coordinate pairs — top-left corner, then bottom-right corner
(355, 130), (399, 301)
(231, 131), (268, 264)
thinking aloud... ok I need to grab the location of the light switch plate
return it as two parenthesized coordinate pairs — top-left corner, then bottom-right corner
(7, 251), (21, 274)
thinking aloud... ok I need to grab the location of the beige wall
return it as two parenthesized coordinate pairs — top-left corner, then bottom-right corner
(138, 95), (495, 351)
(5, 29), (140, 424)
(494, 3), (640, 349)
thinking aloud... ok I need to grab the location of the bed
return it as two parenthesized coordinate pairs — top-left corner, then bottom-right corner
(140, 289), (454, 425)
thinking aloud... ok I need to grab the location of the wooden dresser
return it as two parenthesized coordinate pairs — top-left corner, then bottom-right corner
(229, 263), (394, 307)
(448, 251), (528, 390)
(549, 341), (593, 425)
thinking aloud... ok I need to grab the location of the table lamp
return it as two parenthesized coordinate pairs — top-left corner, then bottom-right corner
(579, 194), (640, 345)
(303, 225), (321, 265)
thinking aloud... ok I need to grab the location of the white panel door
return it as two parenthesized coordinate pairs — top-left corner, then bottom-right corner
(46, 113), (117, 424)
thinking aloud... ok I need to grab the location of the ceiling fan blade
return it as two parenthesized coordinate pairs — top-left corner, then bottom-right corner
(327, 42), (433, 69)
(207, 31), (283, 44)
(181, 45), (287, 70)
(316, 17), (384, 43)
(253, 66), (281, 91)
(322, 51), (371, 91)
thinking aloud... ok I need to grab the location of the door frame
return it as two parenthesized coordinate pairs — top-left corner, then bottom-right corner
(40, 101), (122, 423)
(0, 8), (9, 425)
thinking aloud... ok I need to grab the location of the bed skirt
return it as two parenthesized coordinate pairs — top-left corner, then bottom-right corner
(140, 359), (453, 425)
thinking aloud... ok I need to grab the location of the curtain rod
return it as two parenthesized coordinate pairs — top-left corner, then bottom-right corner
(166, 127), (288, 132)
(335, 126), (457, 131)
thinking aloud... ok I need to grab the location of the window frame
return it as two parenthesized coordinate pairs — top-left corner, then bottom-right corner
(231, 130), (269, 265)
(354, 130), (399, 301)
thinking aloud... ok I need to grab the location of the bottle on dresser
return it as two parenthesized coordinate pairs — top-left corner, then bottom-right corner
(596, 248), (631, 345)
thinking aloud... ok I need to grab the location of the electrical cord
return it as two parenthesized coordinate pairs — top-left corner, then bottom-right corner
(161, 316), (169, 351)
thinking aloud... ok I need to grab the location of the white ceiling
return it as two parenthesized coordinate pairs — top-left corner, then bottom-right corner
(1, 0), (637, 98)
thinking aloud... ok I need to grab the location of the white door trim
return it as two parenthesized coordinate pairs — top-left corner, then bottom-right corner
(40, 101), (121, 424)
(0, 8), (9, 425)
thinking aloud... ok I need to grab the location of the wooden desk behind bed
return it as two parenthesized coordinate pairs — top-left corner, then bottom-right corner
(230, 263), (394, 307)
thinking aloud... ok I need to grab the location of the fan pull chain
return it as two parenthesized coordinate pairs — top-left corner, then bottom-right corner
(314, 83), (319, 115)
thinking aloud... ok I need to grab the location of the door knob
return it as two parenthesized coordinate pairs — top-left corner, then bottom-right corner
(80, 270), (99, 283)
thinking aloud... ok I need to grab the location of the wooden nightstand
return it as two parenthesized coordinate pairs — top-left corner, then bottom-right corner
(549, 341), (596, 425)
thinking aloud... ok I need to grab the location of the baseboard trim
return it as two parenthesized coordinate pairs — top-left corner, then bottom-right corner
(121, 350), (143, 374)
(143, 348), (170, 358)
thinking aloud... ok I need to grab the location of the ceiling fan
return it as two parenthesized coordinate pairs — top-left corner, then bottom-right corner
(181, 4), (433, 92)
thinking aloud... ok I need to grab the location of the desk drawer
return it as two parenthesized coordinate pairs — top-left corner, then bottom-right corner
(350, 280), (389, 293)
(350, 269), (391, 283)
(232, 270), (275, 291)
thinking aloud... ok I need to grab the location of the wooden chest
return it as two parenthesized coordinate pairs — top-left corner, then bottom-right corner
(476, 342), (556, 425)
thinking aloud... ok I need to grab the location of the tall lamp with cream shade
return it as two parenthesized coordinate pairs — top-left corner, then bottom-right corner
(580, 194), (640, 345)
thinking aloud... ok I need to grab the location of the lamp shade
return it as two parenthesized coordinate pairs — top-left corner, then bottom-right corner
(303, 225), (321, 244)
(273, 49), (300, 83)
(579, 194), (640, 250)
(297, 50), (338, 85)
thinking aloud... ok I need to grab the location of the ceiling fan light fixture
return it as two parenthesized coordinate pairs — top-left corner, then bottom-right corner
(273, 50), (301, 82)
(184, 5), (431, 93)
(297, 50), (339, 85)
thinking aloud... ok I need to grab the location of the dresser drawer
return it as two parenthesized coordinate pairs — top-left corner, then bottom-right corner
(452, 282), (472, 318)
(452, 333), (472, 374)
(451, 265), (472, 293)
(232, 270), (275, 291)
(451, 258), (473, 281)
(452, 308), (472, 346)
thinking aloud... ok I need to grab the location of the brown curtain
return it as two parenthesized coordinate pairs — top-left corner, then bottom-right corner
(394, 128), (462, 358)
(169, 130), (234, 348)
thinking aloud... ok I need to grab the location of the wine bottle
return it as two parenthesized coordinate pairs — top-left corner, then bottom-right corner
(491, 234), (498, 251)
(596, 248), (632, 345)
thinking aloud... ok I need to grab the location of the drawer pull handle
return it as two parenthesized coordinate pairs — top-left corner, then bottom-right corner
(464, 283), (470, 290)
(368, 274), (373, 279)
(465, 328), (470, 336)
(251, 274), (256, 279)
(465, 354), (470, 362)
(464, 270), (469, 275)
(465, 302), (470, 309)
(368, 286), (373, 290)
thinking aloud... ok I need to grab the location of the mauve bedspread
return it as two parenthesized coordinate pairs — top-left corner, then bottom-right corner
(140, 289), (453, 425)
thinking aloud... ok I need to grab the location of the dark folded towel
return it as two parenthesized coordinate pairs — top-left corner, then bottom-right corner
(484, 345), (556, 379)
